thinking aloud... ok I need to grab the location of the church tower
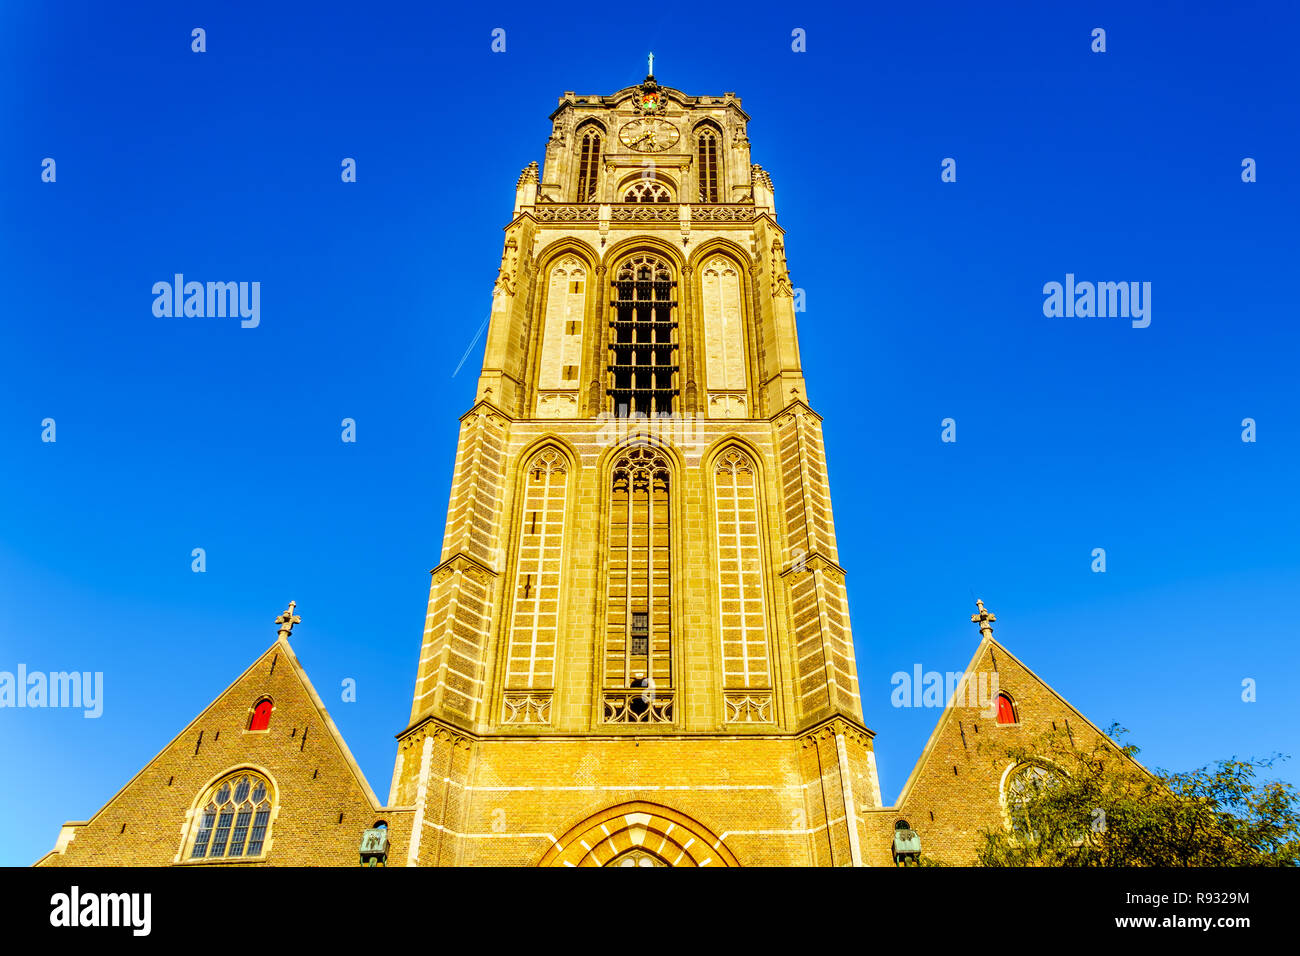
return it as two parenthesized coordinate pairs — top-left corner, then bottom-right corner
(389, 68), (881, 866)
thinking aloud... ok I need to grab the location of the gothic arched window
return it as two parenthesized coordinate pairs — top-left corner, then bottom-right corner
(696, 126), (721, 202)
(1004, 764), (1058, 841)
(623, 180), (674, 203)
(537, 256), (586, 399)
(248, 698), (273, 731)
(995, 693), (1017, 725)
(608, 255), (678, 416)
(187, 771), (274, 861)
(700, 256), (746, 398)
(576, 128), (602, 202)
(504, 448), (569, 696)
(606, 446), (672, 694)
(713, 450), (770, 692)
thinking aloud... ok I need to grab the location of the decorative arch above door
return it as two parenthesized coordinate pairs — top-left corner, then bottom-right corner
(538, 800), (740, 867)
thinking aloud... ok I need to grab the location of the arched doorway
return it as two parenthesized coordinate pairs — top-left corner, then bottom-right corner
(538, 801), (740, 867)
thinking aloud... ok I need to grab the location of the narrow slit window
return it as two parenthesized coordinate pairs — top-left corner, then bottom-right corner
(697, 127), (720, 202)
(576, 130), (602, 202)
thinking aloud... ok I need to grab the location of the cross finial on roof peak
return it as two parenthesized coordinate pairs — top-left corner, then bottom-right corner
(971, 599), (996, 639)
(276, 600), (301, 639)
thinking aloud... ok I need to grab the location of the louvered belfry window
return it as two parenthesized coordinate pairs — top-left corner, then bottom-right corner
(608, 255), (678, 417)
(576, 129), (602, 202)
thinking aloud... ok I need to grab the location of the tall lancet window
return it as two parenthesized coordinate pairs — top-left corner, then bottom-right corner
(537, 256), (586, 400)
(504, 449), (568, 694)
(608, 255), (678, 417)
(576, 128), (602, 202)
(696, 127), (721, 202)
(713, 449), (771, 692)
(701, 257), (746, 388)
(606, 446), (672, 692)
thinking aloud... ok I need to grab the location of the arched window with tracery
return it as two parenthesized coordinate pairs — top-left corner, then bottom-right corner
(187, 770), (274, 861)
(623, 180), (674, 203)
(696, 126), (721, 202)
(1004, 763), (1058, 841)
(248, 698), (273, 731)
(608, 254), (678, 416)
(605, 446), (672, 694)
(576, 127), (602, 202)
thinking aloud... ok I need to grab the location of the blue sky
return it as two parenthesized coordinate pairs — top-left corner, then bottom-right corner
(1, 1), (1297, 866)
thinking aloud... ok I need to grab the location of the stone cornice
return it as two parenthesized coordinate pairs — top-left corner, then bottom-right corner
(451, 400), (837, 431)
(549, 88), (750, 122)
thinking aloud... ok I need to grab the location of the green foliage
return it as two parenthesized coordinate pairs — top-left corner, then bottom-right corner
(973, 723), (1299, 866)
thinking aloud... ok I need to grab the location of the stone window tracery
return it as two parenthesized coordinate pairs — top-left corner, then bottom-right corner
(623, 180), (674, 203)
(186, 770), (274, 862)
(606, 446), (672, 692)
(1004, 764), (1059, 842)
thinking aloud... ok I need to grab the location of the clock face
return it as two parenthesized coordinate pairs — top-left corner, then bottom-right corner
(619, 119), (680, 153)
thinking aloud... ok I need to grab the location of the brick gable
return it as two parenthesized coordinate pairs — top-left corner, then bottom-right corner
(37, 638), (409, 867)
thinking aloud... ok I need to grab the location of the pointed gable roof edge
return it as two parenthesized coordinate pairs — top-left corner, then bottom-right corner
(50, 636), (384, 834)
(888, 635), (1145, 810)
(276, 636), (383, 807)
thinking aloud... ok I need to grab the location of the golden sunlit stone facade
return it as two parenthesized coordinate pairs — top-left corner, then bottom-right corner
(388, 72), (882, 866)
(36, 73), (1125, 870)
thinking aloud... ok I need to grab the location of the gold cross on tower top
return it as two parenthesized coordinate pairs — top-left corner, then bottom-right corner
(276, 600), (301, 638)
(971, 599), (996, 639)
